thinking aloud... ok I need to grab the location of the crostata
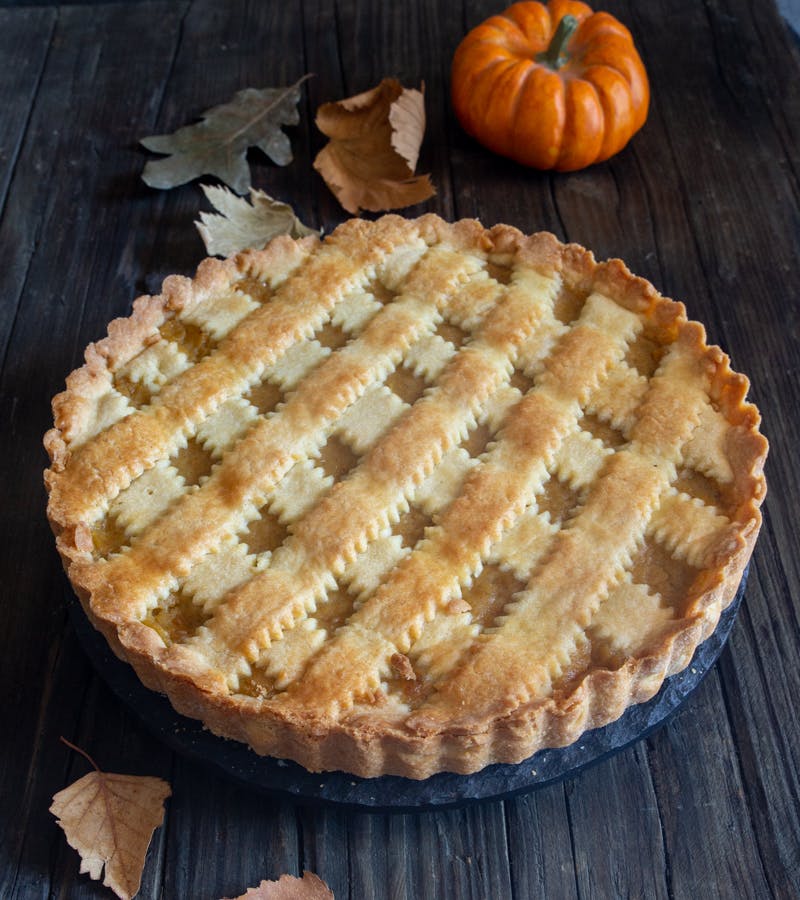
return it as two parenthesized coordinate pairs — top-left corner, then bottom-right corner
(45, 215), (767, 778)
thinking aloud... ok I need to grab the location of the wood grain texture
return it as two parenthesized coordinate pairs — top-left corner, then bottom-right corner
(0, 0), (798, 898)
(567, 746), (669, 899)
(0, 4), (187, 898)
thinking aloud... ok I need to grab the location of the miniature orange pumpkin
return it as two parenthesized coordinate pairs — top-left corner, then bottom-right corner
(451, 0), (649, 171)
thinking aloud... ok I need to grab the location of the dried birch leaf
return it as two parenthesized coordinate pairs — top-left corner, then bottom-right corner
(196, 184), (318, 257)
(50, 739), (170, 900)
(313, 78), (435, 214)
(224, 871), (334, 899)
(389, 86), (426, 171)
(141, 76), (310, 193)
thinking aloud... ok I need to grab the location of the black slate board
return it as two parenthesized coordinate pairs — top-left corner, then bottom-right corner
(68, 571), (747, 813)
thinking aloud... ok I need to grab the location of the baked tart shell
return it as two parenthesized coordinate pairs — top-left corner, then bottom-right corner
(45, 215), (767, 779)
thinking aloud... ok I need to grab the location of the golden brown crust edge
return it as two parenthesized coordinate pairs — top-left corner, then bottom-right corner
(44, 214), (768, 780)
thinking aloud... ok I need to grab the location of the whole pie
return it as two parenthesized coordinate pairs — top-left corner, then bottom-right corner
(45, 215), (767, 779)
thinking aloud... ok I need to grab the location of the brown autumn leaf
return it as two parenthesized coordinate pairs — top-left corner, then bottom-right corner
(313, 78), (435, 214)
(50, 739), (171, 900)
(141, 76), (310, 193)
(224, 871), (334, 900)
(196, 184), (319, 257)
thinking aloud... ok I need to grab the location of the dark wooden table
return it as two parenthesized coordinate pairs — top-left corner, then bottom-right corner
(2, 1), (799, 897)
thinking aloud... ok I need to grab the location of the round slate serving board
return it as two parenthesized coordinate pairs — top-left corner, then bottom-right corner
(67, 571), (746, 812)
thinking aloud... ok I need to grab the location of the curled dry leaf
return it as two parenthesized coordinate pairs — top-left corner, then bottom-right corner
(313, 78), (435, 214)
(50, 739), (170, 900)
(141, 76), (310, 193)
(196, 184), (319, 257)
(225, 871), (334, 900)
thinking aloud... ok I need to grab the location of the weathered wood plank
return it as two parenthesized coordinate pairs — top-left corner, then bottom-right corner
(717, 552), (800, 897)
(296, 805), (351, 899)
(567, 745), (669, 899)
(624, 2), (800, 895)
(646, 669), (772, 898)
(161, 766), (300, 899)
(0, 5), (57, 363)
(2, 624), (95, 899)
(504, 783), (579, 899)
(0, 4), (188, 897)
(413, 802), (514, 900)
(0, 6), (55, 219)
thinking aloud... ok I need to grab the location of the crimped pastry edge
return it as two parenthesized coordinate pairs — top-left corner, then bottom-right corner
(44, 214), (768, 780)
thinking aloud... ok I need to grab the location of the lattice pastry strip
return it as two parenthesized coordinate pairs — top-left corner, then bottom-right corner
(106, 460), (187, 539)
(411, 448), (479, 518)
(682, 400), (734, 484)
(268, 459), (334, 526)
(444, 268), (505, 331)
(487, 504), (560, 581)
(590, 576), (674, 659)
(584, 362), (648, 435)
(256, 619), (327, 691)
(647, 490), (731, 568)
(180, 288), (259, 341)
(550, 426), (615, 492)
(268, 339), (330, 392)
(341, 533), (409, 604)
(336, 384), (409, 455)
(70, 387), (133, 449)
(115, 339), (191, 396)
(409, 611), (478, 684)
(376, 238), (430, 290)
(511, 261), (595, 376)
(514, 318), (569, 377)
(45, 216), (767, 780)
(330, 290), (383, 335)
(181, 536), (265, 615)
(482, 383), (525, 433)
(402, 332), (460, 382)
(195, 396), (260, 458)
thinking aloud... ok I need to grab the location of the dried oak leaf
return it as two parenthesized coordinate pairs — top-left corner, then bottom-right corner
(50, 740), (171, 900)
(141, 76), (310, 193)
(224, 871), (334, 899)
(313, 78), (435, 214)
(196, 184), (318, 257)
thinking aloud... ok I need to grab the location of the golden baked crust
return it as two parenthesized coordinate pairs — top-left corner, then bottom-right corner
(45, 214), (767, 779)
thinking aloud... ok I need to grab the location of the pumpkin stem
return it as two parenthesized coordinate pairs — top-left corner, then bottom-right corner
(536, 15), (579, 70)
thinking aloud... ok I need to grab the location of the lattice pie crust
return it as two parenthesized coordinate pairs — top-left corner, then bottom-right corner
(45, 215), (767, 779)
